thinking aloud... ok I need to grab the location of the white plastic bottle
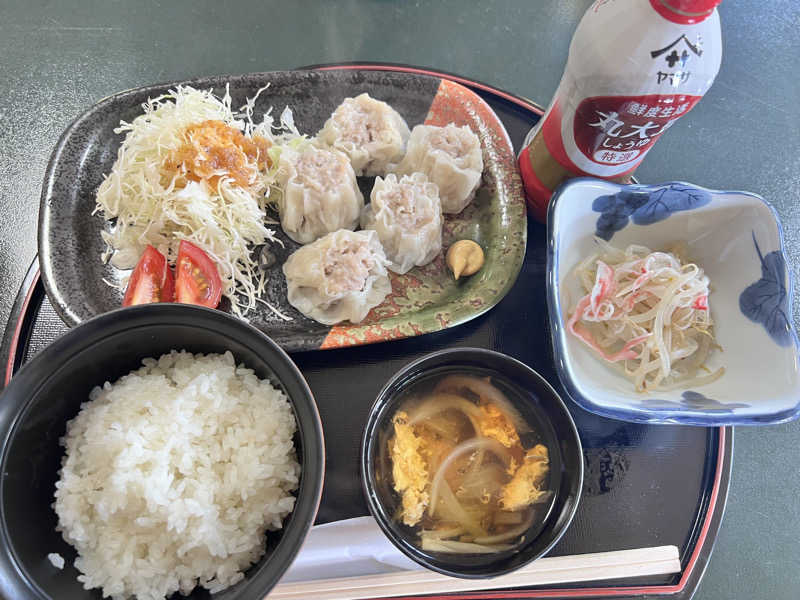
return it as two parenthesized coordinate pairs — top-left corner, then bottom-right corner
(519, 0), (723, 222)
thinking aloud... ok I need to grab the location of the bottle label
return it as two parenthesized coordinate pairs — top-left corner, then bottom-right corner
(574, 94), (702, 165)
(541, 93), (701, 177)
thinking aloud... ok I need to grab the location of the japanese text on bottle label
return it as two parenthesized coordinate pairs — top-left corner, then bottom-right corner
(573, 95), (701, 165)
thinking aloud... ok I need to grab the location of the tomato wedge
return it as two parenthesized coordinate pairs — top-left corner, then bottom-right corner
(122, 245), (174, 306)
(175, 240), (223, 308)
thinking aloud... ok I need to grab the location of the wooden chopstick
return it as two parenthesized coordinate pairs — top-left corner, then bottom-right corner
(268, 545), (680, 600)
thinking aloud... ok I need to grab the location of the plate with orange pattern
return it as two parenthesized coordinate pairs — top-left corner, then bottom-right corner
(38, 69), (527, 351)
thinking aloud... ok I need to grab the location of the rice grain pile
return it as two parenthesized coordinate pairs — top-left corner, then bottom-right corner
(53, 350), (300, 600)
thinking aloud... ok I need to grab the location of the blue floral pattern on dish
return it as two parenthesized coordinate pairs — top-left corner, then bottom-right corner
(637, 391), (749, 413)
(592, 183), (712, 241)
(739, 232), (792, 347)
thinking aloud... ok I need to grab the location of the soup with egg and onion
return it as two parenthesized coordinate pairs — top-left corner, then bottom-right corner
(386, 371), (555, 554)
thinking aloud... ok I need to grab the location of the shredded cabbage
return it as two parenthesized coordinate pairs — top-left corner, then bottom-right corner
(95, 85), (295, 316)
(568, 239), (723, 391)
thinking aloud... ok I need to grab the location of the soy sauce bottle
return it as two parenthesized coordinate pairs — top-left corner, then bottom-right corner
(519, 0), (723, 222)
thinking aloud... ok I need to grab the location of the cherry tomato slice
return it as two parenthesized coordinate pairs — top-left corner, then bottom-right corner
(175, 240), (223, 308)
(122, 245), (174, 306)
(162, 266), (175, 303)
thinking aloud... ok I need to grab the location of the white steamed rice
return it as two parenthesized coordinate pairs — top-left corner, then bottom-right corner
(53, 350), (300, 600)
(47, 552), (65, 569)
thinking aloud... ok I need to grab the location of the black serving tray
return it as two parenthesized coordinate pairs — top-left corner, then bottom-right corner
(0, 64), (731, 600)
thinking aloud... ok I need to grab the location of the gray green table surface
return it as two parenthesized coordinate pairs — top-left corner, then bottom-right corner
(0, 1), (797, 598)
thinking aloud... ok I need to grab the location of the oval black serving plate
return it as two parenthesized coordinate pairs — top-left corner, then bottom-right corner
(37, 69), (526, 352)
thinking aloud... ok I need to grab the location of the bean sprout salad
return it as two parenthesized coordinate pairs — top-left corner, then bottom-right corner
(567, 239), (723, 392)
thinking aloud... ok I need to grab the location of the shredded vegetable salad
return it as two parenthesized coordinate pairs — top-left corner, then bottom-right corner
(567, 239), (723, 391)
(95, 85), (299, 317)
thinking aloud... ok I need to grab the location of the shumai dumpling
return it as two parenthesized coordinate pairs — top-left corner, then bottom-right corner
(317, 93), (411, 176)
(360, 172), (442, 274)
(393, 123), (483, 214)
(282, 229), (391, 325)
(276, 144), (363, 244)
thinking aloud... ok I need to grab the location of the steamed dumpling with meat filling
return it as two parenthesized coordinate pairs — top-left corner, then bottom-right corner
(283, 229), (391, 325)
(393, 123), (483, 214)
(360, 173), (442, 274)
(317, 93), (411, 176)
(276, 144), (363, 244)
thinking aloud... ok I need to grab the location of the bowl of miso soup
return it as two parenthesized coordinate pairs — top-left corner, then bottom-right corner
(361, 348), (583, 578)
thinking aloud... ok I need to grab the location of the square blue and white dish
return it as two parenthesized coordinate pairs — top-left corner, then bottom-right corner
(546, 178), (799, 426)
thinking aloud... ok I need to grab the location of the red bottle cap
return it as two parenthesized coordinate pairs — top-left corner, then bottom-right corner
(649, 0), (722, 24)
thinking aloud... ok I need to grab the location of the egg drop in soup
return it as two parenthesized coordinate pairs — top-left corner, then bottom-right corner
(388, 373), (551, 553)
